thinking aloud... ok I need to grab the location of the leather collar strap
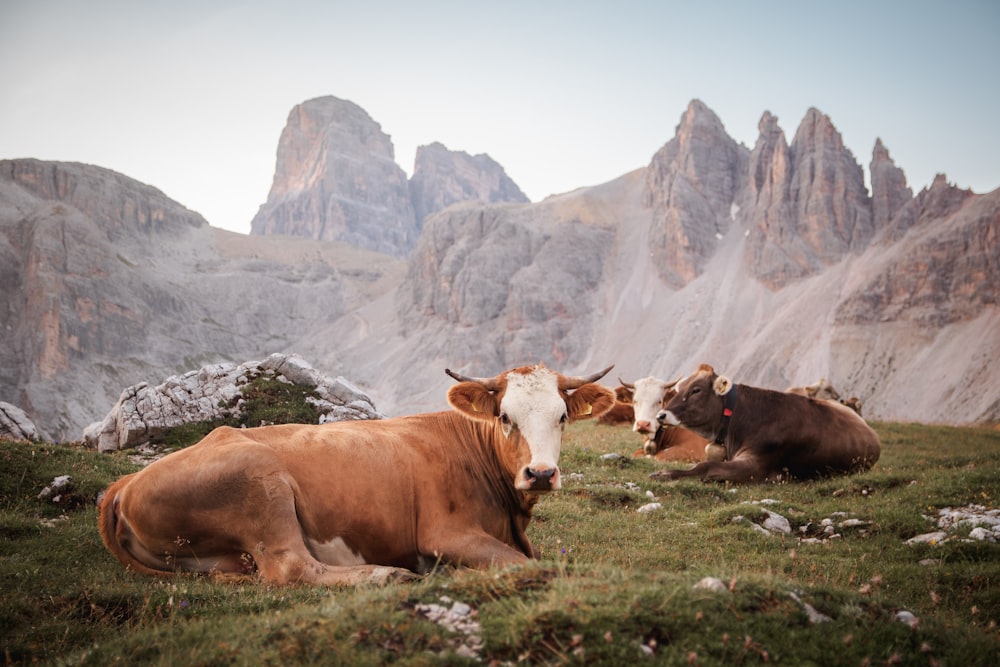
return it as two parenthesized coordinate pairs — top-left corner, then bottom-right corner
(714, 385), (738, 445)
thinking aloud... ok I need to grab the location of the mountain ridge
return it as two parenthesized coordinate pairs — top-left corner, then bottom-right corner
(1, 98), (997, 440)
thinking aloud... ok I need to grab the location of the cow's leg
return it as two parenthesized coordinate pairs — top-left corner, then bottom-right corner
(421, 531), (531, 570)
(649, 456), (765, 484)
(236, 476), (417, 586)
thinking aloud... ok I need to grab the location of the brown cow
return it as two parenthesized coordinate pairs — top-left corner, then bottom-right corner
(787, 377), (842, 401)
(98, 363), (616, 585)
(619, 376), (714, 462)
(598, 385), (635, 426)
(788, 378), (863, 415)
(651, 364), (880, 483)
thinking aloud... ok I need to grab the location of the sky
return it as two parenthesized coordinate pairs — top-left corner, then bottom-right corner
(2, 0), (998, 235)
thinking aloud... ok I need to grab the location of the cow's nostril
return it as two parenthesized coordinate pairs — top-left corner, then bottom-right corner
(526, 467), (555, 481)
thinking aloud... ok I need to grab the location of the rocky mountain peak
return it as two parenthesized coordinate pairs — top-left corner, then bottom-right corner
(870, 138), (913, 230)
(744, 108), (873, 289)
(250, 96), (418, 257)
(409, 142), (529, 224)
(644, 99), (749, 288)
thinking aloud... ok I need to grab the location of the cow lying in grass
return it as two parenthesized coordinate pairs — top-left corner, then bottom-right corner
(98, 363), (615, 585)
(652, 364), (880, 483)
(618, 375), (715, 462)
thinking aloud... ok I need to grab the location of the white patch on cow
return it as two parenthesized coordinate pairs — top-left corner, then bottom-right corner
(501, 368), (564, 489)
(661, 410), (681, 426)
(631, 377), (673, 436)
(307, 536), (367, 566)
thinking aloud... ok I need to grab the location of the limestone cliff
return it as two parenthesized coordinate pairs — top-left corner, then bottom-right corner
(870, 138), (913, 230)
(249, 98), (530, 257)
(644, 99), (748, 288)
(409, 142), (528, 224)
(250, 96), (418, 257)
(744, 108), (873, 288)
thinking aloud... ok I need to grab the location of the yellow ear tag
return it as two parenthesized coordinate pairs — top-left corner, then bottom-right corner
(472, 402), (481, 412)
(579, 403), (593, 416)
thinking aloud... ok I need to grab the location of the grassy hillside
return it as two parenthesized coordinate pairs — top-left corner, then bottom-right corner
(2, 421), (998, 665)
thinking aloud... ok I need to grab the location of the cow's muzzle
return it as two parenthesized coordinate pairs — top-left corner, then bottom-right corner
(657, 409), (680, 427)
(521, 465), (560, 492)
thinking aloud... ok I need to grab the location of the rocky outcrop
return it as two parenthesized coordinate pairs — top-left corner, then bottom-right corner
(250, 96), (418, 257)
(84, 354), (382, 452)
(745, 108), (873, 288)
(870, 138), (912, 230)
(835, 179), (997, 327)
(0, 402), (48, 442)
(0, 158), (206, 238)
(409, 142), (529, 224)
(398, 200), (613, 370)
(250, 99), (530, 256)
(0, 159), (402, 440)
(644, 100), (749, 288)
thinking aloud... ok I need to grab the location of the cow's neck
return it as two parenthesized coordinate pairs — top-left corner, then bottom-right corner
(714, 385), (739, 446)
(452, 414), (540, 556)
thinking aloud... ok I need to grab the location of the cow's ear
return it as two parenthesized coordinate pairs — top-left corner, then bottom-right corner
(713, 375), (732, 396)
(566, 384), (616, 422)
(448, 383), (499, 421)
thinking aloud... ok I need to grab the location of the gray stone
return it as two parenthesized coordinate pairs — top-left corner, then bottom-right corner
(0, 401), (48, 441)
(85, 354), (382, 452)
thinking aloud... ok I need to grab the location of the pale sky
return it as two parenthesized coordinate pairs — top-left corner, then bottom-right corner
(2, 0), (998, 234)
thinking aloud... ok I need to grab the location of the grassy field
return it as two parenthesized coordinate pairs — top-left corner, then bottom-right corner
(2, 420), (998, 665)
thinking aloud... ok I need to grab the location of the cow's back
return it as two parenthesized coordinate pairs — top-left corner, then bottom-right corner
(732, 387), (880, 476)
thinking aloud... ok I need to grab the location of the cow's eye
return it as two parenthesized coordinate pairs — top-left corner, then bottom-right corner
(500, 412), (511, 426)
(559, 413), (568, 424)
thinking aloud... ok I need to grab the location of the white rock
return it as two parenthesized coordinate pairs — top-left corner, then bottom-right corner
(905, 531), (949, 545)
(693, 577), (728, 593)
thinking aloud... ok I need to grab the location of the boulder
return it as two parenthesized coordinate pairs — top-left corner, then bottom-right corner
(0, 401), (49, 442)
(84, 353), (382, 452)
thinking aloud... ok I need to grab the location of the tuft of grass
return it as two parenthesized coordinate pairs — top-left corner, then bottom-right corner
(1, 421), (999, 664)
(147, 375), (326, 450)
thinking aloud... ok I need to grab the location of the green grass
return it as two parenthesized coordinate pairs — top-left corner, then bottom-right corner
(2, 421), (999, 665)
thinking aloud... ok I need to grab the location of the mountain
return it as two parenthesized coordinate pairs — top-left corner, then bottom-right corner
(0, 158), (404, 438)
(249, 96), (528, 257)
(1, 98), (997, 440)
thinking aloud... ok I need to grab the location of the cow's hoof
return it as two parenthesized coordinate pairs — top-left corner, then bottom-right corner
(649, 470), (679, 482)
(368, 566), (419, 585)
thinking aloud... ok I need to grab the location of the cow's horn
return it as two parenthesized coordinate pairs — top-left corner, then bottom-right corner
(559, 365), (614, 390)
(618, 376), (634, 390)
(445, 368), (501, 391)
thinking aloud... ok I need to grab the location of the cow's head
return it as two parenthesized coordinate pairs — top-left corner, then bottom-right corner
(446, 364), (615, 492)
(619, 375), (681, 454)
(658, 364), (731, 440)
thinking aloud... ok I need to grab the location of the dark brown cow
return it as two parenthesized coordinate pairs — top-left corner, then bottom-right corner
(597, 385), (635, 426)
(98, 364), (616, 585)
(652, 364), (880, 483)
(620, 376), (713, 462)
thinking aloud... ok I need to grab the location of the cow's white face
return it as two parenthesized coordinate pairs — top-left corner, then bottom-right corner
(631, 377), (677, 441)
(500, 367), (566, 491)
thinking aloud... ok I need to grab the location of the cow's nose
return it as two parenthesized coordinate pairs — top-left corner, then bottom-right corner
(525, 466), (558, 491)
(634, 420), (652, 433)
